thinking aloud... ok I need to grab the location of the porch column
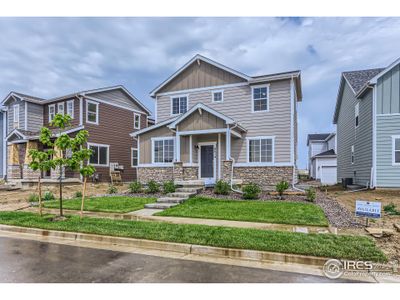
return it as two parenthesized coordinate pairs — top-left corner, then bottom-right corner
(176, 133), (181, 162)
(23, 141), (40, 180)
(7, 144), (21, 179)
(226, 126), (231, 160)
(189, 135), (193, 164)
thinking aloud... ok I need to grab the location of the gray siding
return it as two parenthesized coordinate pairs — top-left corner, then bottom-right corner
(27, 102), (44, 132)
(156, 80), (293, 163)
(336, 82), (373, 185)
(376, 115), (400, 187)
(377, 64), (400, 114)
(89, 89), (147, 113)
(7, 99), (25, 134)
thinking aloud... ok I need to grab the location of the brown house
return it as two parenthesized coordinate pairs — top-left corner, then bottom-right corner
(1, 86), (151, 183)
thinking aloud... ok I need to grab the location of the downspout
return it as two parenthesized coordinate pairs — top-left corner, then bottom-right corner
(228, 123), (242, 194)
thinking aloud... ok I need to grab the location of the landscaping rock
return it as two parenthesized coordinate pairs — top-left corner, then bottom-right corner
(394, 223), (400, 232)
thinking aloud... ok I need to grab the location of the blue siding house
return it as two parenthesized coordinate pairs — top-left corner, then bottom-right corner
(334, 57), (400, 188)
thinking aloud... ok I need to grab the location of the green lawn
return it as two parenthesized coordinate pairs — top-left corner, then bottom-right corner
(0, 211), (386, 261)
(156, 197), (329, 226)
(44, 196), (156, 213)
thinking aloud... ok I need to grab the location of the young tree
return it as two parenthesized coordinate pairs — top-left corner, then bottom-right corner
(79, 165), (96, 219)
(34, 114), (94, 217)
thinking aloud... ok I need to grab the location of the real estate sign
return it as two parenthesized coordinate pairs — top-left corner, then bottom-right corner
(355, 200), (381, 218)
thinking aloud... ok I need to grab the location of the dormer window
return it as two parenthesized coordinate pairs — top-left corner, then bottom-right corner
(171, 95), (188, 115)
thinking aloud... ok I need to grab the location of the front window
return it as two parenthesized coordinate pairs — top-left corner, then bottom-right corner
(13, 104), (20, 128)
(248, 138), (273, 163)
(86, 100), (99, 124)
(172, 96), (188, 115)
(67, 100), (74, 118)
(153, 138), (174, 163)
(134, 113), (140, 129)
(212, 90), (223, 102)
(355, 103), (359, 128)
(351, 145), (355, 164)
(131, 148), (138, 167)
(57, 102), (65, 115)
(49, 104), (55, 122)
(393, 137), (400, 165)
(88, 143), (109, 166)
(252, 85), (269, 112)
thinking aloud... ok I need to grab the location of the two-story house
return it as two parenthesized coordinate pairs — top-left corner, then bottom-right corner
(307, 133), (337, 185)
(131, 55), (302, 188)
(333, 57), (400, 188)
(1, 86), (151, 183)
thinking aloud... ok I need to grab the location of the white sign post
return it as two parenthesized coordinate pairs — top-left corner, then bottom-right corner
(355, 200), (381, 227)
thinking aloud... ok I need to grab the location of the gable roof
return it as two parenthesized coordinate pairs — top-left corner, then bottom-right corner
(168, 103), (246, 132)
(2, 86), (151, 115)
(312, 149), (336, 158)
(307, 133), (331, 145)
(343, 68), (384, 95)
(150, 54), (302, 101)
(130, 116), (179, 137)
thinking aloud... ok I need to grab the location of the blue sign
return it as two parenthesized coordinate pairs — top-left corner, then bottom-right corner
(355, 200), (381, 218)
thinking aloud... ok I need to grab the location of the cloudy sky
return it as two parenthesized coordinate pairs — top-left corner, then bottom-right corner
(1, 17), (399, 168)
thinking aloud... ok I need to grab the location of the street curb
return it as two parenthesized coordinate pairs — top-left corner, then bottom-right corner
(0, 224), (329, 267)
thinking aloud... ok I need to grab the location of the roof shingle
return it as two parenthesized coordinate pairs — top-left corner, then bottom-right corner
(342, 68), (384, 94)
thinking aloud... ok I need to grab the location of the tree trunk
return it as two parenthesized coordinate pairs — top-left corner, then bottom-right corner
(59, 164), (63, 217)
(80, 176), (87, 220)
(38, 176), (42, 217)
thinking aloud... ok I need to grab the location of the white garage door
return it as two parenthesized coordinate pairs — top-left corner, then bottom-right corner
(320, 166), (337, 185)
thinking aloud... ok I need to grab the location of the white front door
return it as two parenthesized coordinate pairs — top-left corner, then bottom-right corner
(199, 143), (216, 185)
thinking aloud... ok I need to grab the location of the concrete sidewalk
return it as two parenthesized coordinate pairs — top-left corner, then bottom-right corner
(23, 206), (332, 234)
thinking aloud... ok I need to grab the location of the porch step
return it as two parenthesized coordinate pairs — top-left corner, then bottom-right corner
(174, 180), (205, 187)
(167, 192), (196, 198)
(175, 187), (202, 193)
(144, 202), (179, 209)
(157, 197), (187, 204)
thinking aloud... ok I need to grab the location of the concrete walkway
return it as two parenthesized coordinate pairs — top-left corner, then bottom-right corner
(22, 207), (332, 234)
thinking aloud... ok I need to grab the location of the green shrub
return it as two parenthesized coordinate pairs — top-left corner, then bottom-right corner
(74, 191), (83, 198)
(214, 180), (230, 195)
(43, 191), (55, 201)
(242, 183), (261, 200)
(146, 180), (160, 194)
(383, 203), (400, 215)
(276, 181), (289, 199)
(163, 181), (176, 194)
(108, 185), (118, 194)
(28, 194), (39, 202)
(305, 187), (316, 202)
(129, 181), (142, 193)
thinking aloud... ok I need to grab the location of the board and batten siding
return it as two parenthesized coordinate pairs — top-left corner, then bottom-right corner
(156, 80), (292, 163)
(377, 64), (400, 115)
(336, 82), (373, 186)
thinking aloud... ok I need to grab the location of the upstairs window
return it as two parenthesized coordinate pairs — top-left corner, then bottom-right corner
(88, 143), (109, 166)
(153, 138), (174, 163)
(393, 136), (400, 165)
(48, 104), (56, 123)
(13, 104), (20, 129)
(248, 137), (273, 163)
(67, 100), (74, 118)
(171, 96), (188, 115)
(212, 90), (223, 102)
(351, 145), (355, 164)
(131, 148), (138, 167)
(86, 100), (99, 124)
(355, 103), (359, 128)
(134, 113), (141, 129)
(252, 85), (269, 112)
(57, 102), (65, 115)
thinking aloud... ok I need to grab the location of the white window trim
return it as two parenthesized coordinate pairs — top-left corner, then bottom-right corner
(67, 100), (74, 119)
(13, 104), (20, 127)
(251, 84), (270, 113)
(212, 90), (224, 103)
(392, 135), (400, 166)
(86, 100), (99, 125)
(355, 102), (359, 129)
(151, 137), (175, 165)
(87, 142), (109, 167)
(246, 136), (275, 165)
(48, 104), (56, 123)
(170, 94), (189, 116)
(131, 147), (138, 168)
(133, 113), (141, 129)
(57, 102), (65, 115)
(351, 145), (355, 165)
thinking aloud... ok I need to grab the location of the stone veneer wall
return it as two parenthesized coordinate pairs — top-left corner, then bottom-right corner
(138, 167), (174, 183)
(7, 165), (21, 179)
(182, 166), (198, 180)
(23, 165), (41, 180)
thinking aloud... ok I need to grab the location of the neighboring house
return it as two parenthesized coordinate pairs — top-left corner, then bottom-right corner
(333, 57), (400, 188)
(307, 133), (337, 185)
(0, 108), (4, 178)
(131, 54), (302, 188)
(1, 86), (151, 183)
